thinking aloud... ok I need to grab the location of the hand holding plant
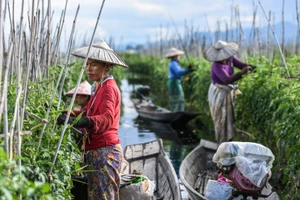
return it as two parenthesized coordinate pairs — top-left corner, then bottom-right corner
(56, 113), (90, 127)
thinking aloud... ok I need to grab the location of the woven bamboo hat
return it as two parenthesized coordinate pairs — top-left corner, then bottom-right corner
(66, 80), (91, 97)
(165, 47), (185, 58)
(204, 40), (239, 62)
(71, 40), (128, 68)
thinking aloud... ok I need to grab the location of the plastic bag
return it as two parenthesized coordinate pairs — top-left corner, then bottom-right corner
(204, 180), (242, 200)
(212, 142), (275, 186)
(120, 175), (155, 200)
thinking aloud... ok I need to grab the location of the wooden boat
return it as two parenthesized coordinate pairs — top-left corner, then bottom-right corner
(131, 98), (201, 125)
(121, 139), (182, 200)
(179, 140), (280, 200)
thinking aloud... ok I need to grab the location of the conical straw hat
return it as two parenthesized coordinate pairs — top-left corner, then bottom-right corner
(71, 40), (128, 68)
(165, 47), (185, 58)
(204, 40), (239, 62)
(66, 80), (92, 97)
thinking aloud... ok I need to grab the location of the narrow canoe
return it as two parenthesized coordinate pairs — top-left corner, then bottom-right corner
(179, 139), (280, 200)
(131, 98), (201, 125)
(121, 139), (182, 200)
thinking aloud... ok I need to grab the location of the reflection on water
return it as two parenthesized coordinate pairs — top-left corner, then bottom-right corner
(119, 79), (202, 199)
(119, 79), (200, 176)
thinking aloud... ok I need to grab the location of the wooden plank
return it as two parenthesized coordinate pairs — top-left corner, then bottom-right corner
(142, 157), (156, 182)
(129, 160), (143, 173)
(143, 140), (160, 156)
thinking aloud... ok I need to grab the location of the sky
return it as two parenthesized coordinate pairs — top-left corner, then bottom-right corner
(7, 0), (299, 50)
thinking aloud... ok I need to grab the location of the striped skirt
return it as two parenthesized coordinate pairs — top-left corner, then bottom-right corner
(208, 83), (238, 145)
(85, 144), (123, 200)
(167, 78), (185, 112)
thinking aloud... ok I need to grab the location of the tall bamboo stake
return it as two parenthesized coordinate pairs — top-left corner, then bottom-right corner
(15, 0), (25, 103)
(204, 14), (213, 45)
(281, 0), (285, 56)
(296, 0), (300, 54)
(225, 21), (229, 41)
(167, 10), (191, 64)
(49, 0), (106, 178)
(0, 0), (4, 122)
(267, 11), (272, 63)
(7, 2), (16, 84)
(57, 9), (80, 110)
(1, 44), (13, 158)
(249, 2), (257, 52)
(258, 0), (290, 77)
(20, 0), (35, 130)
(256, 28), (262, 62)
(235, 5), (248, 62)
(34, 9), (42, 81)
(230, 3), (234, 41)
(52, 0), (68, 66)
(46, 0), (51, 68)
(37, 5), (80, 152)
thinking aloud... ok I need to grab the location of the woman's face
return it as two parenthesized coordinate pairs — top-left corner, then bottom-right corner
(85, 59), (108, 82)
(171, 55), (179, 60)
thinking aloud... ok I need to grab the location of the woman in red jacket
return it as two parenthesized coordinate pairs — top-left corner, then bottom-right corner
(57, 40), (128, 200)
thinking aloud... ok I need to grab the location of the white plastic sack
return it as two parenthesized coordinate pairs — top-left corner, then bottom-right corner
(204, 180), (243, 200)
(235, 156), (268, 187)
(213, 141), (275, 167)
(212, 142), (275, 187)
(120, 177), (155, 200)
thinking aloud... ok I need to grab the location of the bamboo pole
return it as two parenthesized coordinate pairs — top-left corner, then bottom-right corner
(37, 5), (80, 152)
(57, 8), (80, 110)
(296, 0), (300, 54)
(34, 9), (41, 81)
(230, 3), (234, 41)
(204, 14), (213, 45)
(3, 91), (9, 156)
(0, 0), (4, 121)
(49, 0), (106, 179)
(0, 131), (32, 139)
(1, 1), (9, 154)
(281, 0), (285, 56)
(52, 0), (68, 66)
(256, 28), (262, 62)
(225, 21), (229, 41)
(258, 0), (290, 77)
(235, 5), (248, 62)
(1, 44), (14, 159)
(160, 24), (163, 58)
(15, 0), (25, 104)
(267, 11), (272, 63)
(249, 2), (257, 54)
(20, 0), (35, 129)
(47, 0), (51, 67)
(215, 20), (220, 42)
(167, 10), (191, 64)
(7, 2), (16, 84)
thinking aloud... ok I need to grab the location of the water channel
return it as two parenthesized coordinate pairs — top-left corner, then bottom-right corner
(118, 79), (211, 199)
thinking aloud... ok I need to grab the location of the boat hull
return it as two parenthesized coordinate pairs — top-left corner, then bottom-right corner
(131, 98), (200, 124)
(179, 140), (280, 200)
(121, 139), (182, 200)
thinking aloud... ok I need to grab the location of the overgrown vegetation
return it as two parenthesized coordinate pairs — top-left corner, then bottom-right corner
(0, 63), (125, 199)
(123, 53), (300, 199)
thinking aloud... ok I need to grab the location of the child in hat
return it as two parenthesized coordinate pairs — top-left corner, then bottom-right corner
(66, 80), (91, 110)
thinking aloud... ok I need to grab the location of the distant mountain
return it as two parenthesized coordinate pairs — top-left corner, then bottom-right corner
(125, 21), (298, 52)
(199, 21), (298, 45)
